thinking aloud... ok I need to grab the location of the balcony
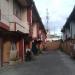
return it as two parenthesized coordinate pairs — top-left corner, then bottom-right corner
(10, 16), (29, 34)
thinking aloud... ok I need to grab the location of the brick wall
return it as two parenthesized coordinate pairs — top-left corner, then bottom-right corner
(45, 40), (60, 51)
(61, 39), (75, 54)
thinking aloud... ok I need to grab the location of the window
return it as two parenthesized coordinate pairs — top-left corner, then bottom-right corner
(13, 0), (21, 19)
(11, 42), (16, 51)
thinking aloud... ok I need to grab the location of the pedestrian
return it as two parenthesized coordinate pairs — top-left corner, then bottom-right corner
(25, 45), (32, 61)
(31, 40), (38, 55)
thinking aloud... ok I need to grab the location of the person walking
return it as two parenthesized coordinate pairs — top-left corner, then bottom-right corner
(31, 40), (38, 55)
(25, 45), (32, 61)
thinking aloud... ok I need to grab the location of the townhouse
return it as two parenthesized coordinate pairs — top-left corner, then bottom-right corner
(61, 6), (75, 54)
(61, 21), (71, 41)
(26, 1), (46, 52)
(0, 0), (46, 66)
(61, 6), (75, 41)
(0, 0), (34, 66)
(32, 2), (46, 51)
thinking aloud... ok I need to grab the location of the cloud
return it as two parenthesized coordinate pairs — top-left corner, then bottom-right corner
(34, 0), (75, 35)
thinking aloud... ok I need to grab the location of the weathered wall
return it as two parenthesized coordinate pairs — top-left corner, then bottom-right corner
(45, 40), (60, 51)
(61, 39), (75, 54)
(32, 23), (38, 39)
(3, 40), (11, 63)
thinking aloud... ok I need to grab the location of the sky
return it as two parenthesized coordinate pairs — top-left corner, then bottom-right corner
(34, 0), (75, 36)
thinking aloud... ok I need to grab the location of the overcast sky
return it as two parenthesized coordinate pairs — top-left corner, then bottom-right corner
(34, 0), (75, 35)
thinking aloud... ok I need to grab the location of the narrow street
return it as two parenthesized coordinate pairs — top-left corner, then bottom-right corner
(0, 51), (75, 75)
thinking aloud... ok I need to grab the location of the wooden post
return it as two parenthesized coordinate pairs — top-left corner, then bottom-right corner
(0, 37), (3, 67)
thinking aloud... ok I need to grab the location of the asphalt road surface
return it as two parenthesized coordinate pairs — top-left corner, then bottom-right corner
(0, 50), (75, 75)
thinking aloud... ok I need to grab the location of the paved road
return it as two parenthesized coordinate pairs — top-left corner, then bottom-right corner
(0, 51), (75, 75)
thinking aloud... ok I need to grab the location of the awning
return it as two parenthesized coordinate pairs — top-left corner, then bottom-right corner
(24, 35), (32, 43)
(0, 31), (29, 41)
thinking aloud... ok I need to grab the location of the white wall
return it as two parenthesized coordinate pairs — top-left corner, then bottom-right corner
(66, 29), (71, 38)
(32, 23), (38, 38)
(62, 22), (75, 40)
(8, 0), (14, 22)
(62, 33), (65, 41)
(11, 1), (29, 33)
(21, 8), (29, 33)
(70, 22), (75, 39)
(21, 8), (27, 23)
(62, 28), (71, 41)
(0, 0), (14, 26)
(0, 0), (10, 26)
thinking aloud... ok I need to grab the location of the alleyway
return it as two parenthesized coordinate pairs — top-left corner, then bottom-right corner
(0, 51), (75, 75)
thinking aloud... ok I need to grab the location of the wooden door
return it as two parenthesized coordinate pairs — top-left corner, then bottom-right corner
(3, 40), (11, 63)
(19, 39), (23, 61)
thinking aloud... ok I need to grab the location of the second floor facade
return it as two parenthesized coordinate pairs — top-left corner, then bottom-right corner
(61, 6), (75, 41)
(0, 0), (46, 41)
(0, 0), (31, 33)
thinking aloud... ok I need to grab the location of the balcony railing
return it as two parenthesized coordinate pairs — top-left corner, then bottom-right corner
(10, 16), (29, 34)
(0, 10), (29, 34)
(16, 22), (29, 33)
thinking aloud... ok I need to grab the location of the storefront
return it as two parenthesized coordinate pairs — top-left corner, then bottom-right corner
(0, 31), (25, 65)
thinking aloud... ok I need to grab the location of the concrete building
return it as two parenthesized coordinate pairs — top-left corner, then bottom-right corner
(32, 2), (46, 50)
(0, 0), (33, 66)
(61, 6), (75, 41)
(61, 6), (75, 54)
(27, 1), (46, 51)
(0, 0), (46, 66)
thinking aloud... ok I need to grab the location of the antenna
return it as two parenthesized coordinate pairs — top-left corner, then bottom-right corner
(46, 9), (49, 33)
(54, 24), (55, 35)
